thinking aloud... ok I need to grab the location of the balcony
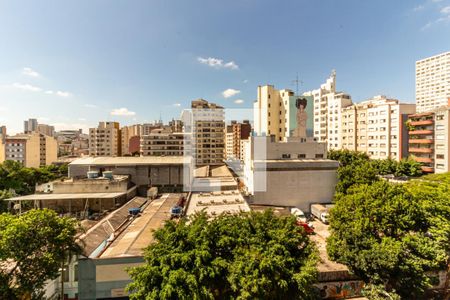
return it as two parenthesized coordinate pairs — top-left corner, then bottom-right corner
(409, 130), (433, 135)
(413, 157), (433, 163)
(410, 120), (433, 126)
(409, 139), (433, 144)
(409, 148), (433, 154)
(421, 166), (434, 173)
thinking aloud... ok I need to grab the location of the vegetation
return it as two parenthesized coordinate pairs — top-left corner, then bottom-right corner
(127, 210), (319, 300)
(0, 161), (68, 212)
(328, 149), (422, 195)
(0, 209), (81, 299)
(327, 173), (450, 299)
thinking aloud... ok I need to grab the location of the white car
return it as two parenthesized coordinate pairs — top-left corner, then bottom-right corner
(290, 208), (307, 223)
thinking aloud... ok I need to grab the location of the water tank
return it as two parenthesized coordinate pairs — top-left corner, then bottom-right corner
(103, 171), (113, 180)
(87, 171), (99, 179)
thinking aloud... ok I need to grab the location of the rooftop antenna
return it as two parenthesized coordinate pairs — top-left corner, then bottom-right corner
(292, 72), (303, 95)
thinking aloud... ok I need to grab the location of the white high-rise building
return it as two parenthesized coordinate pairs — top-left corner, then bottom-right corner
(303, 71), (353, 149)
(416, 51), (450, 113)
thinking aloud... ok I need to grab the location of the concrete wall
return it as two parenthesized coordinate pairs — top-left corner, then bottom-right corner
(37, 195), (127, 213)
(78, 256), (144, 300)
(252, 168), (338, 212)
(52, 179), (128, 194)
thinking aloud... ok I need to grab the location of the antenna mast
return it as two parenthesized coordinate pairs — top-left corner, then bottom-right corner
(292, 73), (303, 95)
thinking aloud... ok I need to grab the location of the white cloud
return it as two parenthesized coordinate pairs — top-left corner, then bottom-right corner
(84, 104), (97, 108)
(45, 90), (54, 94)
(110, 107), (136, 116)
(243, 79), (249, 84)
(197, 57), (239, 70)
(234, 99), (244, 104)
(55, 91), (72, 97)
(173, 103), (181, 107)
(22, 67), (41, 78)
(222, 88), (241, 98)
(11, 82), (42, 92)
(441, 6), (450, 14)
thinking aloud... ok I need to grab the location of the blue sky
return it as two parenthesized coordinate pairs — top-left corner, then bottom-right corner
(0, 0), (449, 134)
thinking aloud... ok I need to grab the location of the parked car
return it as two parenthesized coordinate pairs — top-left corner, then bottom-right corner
(296, 221), (314, 234)
(290, 207), (307, 223)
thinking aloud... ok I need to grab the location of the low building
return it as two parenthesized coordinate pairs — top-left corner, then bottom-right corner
(77, 194), (181, 300)
(56, 129), (89, 157)
(1, 132), (57, 167)
(68, 156), (192, 194)
(243, 136), (338, 212)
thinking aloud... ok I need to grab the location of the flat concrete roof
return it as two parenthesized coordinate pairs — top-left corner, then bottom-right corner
(253, 159), (339, 170)
(7, 192), (126, 201)
(186, 190), (250, 217)
(69, 156), (189, 166)
(100, 194), (179, 258)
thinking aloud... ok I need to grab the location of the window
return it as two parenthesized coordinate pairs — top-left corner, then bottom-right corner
(282, 154), (291, 159)
(298, 154), (306, 158)
(436, 154), (444, 159)
(63, 265), (70, 282)
(315, 153), (324, 158)
(74, 264), (78, 282)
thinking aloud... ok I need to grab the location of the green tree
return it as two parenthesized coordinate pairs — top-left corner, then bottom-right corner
(0, 209), (81, 299)
(127, 210), (319, 300)
(327, 180), (449, 298)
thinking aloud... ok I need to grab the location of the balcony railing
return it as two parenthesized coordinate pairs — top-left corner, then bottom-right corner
(413, 157), (433, 163)
(409, 130), (433, 135)
(409, 148), (433, 154)
(410, 120), (434, 126)
(409, 139), (433, 144)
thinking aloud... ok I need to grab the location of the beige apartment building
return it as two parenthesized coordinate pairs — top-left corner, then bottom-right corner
(185, 99), (225, 166)
(37, 124), (55, 137)
(121, 124), (142, 156)
(140, 127), (185, 156)
(225, 120), (251, 160)
(89, 122), (121, 157)
(303, 71), (353, 149)
(0, 132), (57, 168)
(416, 51), (450, 113)
(342, 95), (416, 160)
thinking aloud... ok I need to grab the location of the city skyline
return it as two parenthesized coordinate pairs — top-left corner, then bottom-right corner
(1, 0), (450, 134)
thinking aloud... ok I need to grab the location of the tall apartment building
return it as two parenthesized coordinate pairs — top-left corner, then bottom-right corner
(303, 71), (353, 149)
(0, 126), (6, 162)
(89, 122), (121, 157)
(24, 118), (38, 133)
(408, 106), (450, 173)
(416, 51), (450, 113)
(121, 124), (143, 156)
(1, 132), (57, 168)
(142, 121), (163, 135)
(341, 96), (416, 160)
(140, 127), (185, 156)
(185, 99), (225, 166)
(254, 85), (314, 142)
(169, 119), (183, 133)
(225, 120), (251, 160)
(37, 124), (55, 137)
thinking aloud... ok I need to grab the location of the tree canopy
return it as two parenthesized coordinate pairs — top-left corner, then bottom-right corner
(127, 210), (319, 300)
(0, 161), (68, 212)
(327, 174), (450, 298)
(0, 209), (81, 299)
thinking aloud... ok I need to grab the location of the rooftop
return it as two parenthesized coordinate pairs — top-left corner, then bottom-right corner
(99, 194), (179, 258)
(185, 190), (250, 217)
(7, 192), (126, 201)
(69, 156), (189, 166)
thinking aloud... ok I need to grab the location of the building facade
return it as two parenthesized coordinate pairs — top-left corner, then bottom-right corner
(37, 124), (55, 137)
(408, 106), (450, 173)
(1, 132), (57, 168)
(140, 127), (185, 156)
(303, 71), (353, 149)
(89, 122), (121, 157)
(121, 124), (143, 156)
(225, 120), (251, 160)
(416, 51), (450, 113)
(341, 95), (416, 160)
(24, 118), (38, 133)
(184, 99), (225, 166)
